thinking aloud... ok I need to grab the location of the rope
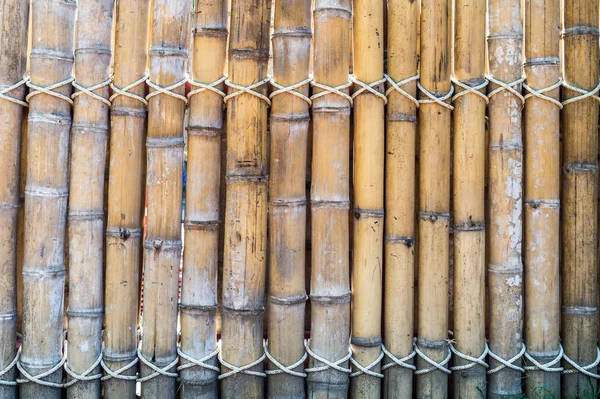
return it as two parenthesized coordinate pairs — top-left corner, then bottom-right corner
(523, 79), (563, 109)
(451, 78), (489, 104)
(0, 349), (20, 386)
(263, 340), (307, 378)
(218, 346), (267, 379)
(523, 344), (564, 372)
(486, 75), (525, 106)
(100, 356), (138, 381)
(384, 74), (420, 108)
(487, 343), (526, 374)
(187, 76), (227, 100)
(349, 348), (384, 378)
(270, 77), (312, 106)
(16, 355), (66, 388)
(26, 77), (75, 105)
(417, 82), (454, 110)
(305, 339), (352, 374)
(63, 351), (103, 388)
(449, 342), (489, 371)
(562, 347), (600, 379)
(381, 343), (417, 372)
(414, 343), (452, 375)
(136, 349), (179, 383)
(0, 76), (29, 107)
(224, 77), (271, 106)
(177, 345), (220, 374)
(562, 80), (600, 106)
(146, 77), (188, 105)
(110, 75), (149, 106)
(310, 80), (353, 105)
(349, 75), (388, 104)
(72, 77), (112, 106)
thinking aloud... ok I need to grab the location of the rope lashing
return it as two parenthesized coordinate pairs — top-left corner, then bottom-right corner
(381, 343), (417, 371)
(0, 76), (29, 107)
(310, 80), (353, 105)
(449, 342), (489, 371)
(562, 347), (600, 379)
(487, 343), (526, 374)
(63, 351), (103, 388)
(218, 346), (267, 379)
(486, 75), (525, 106)
(349, 75), (388, 104)
(414, 343), (452, 375)
(270, 77), (313, 106)
(100, 355), (139, 381)
(146, 77), (188, 105)
(305, 339), (352, 374)
(523, 79), (563, 109)
(263, 340), (307, 378)
(72, 77), (112, 107)
(187, 76), (227, 100)
(417, 82), (455, 110)
(16, 355), (66, 388)
(224, 77), (271, 106)
(349, 348), (384, 378)
(523, 344), (564, 372)
(562, 80), (600, 106)
(26, 77), (75, 105)
(0, 349), (20, 386)
(384, 74), (420, 108)
(451, 77), (490, 104)
(177, 345), (220, 374)
(109, 74), (149, 106)
(136, 349), (179, 383)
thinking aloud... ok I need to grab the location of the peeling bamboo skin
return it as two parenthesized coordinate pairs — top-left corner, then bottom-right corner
(561, 0), (599, 394)
(0, 0), (28, 396)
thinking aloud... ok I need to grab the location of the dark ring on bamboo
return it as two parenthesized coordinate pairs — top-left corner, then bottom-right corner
(111, 107), (146, 117)
(269, 199), (307, 207)
(270, 114), (311, 122)
(146, 136), (185, 148)
(0, 311), (18, 321)
(192, 27), (228, 38)
(28, 112), (72, 124)
(387, 113), (417, 122)
(221, 306), (264, 315)
(67, 308), (104, 318)
(71, 122), (110, 135)
(143, 239), (182, 251)
(313, 7), (352, 20)
(225, 175), (268, 183)
(563, 163), (599, 173)
(385, 235), (414, 247)
(351, 337), (382, 347)
(30, 48), (74, 62)
(562, 26), (600, 37)
(353, 208), (384, 219)
(311, 105), (352, 114)
(524, 57), (560, 66)
(272, 28), (312, 38)
(0, 203), (20, 210)
(454, 221), (485, 231)
(68, 210), (105, 221)
(74, 47), (112, 56)
(419, 211), (451, 222)
(488, 142), (523, 151)
(229, 48), (270, 61)
(22, 266), (66, 278)
(25, 186), (69, 198)
(562, 305), (598, 316)
(524, 199), (560, 209)
(105, 227), (142, 239)
(179, 304), (218, 314)
(310, 292), (351, 305)
(183, 220), (220, 231)
(487, 263), (522, 274)
(149, 47), (188, 58)
(486, 33), (523, 40)
(311, 200), (351, 209)
(270, 293), (307, 305)
(102, 352), (138, 363)
(416, 338), (447, 349)
(186, 125), (223, 138)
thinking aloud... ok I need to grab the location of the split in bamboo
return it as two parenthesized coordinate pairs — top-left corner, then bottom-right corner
(220, 0), (271, 395)
(0, 0), (29, 397)
(178, 0), (227, 396)
(266, 0), (311, 394)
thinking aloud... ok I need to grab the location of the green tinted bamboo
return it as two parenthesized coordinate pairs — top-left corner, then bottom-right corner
(383, 0), (418, 395)
(561, 0), (599, 393)
(21, 0), (76, 397)
(266, 0), (311, 395)
(65, 0), (113, 396)
(350, 0), (384, 395)
(452, 0), (486, 394)
(103, 0), (149, 397)
(0, 0), (29, 396)
(523, 0), (561, 395)
(179, 0), (227, 396)
(308, 0), (352, 396)
(416, 0), (452, 395)
(486, 0), (524, 395)
(221, 0), (270, 396)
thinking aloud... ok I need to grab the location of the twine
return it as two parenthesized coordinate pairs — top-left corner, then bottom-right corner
(349, 75), (388, 104)
(146, 77), (188, 105)
(349, 348), (384, 378)
(451, 78), (490, 104)
(263, 340), (307, 378)
(384, 74), (420, 108)
(0, 349), (20, 386)
(0, 76), (29, 107)
(109, 75), (149, 106)
(177, 345), (220, 374)
(100, 356), (138, 381)
(224, 77), (271, 106)
(417, 82), (454, 110)
(486, 75), (525, 106)
(16, 355), (66, 388)
(270, 77), (312, 106)
(72, 77), (112, 106)
(187, 76), (227, 100)
(381, 343), (417, 372)
(63, 351), (103, 388)
(523, 79), (563, 109)
(562, 80), (600, 106)
(310, 80), (353, 105)
(562, 347), (600, 379)
(449, 342), (489, 371)
(523, 344), (564, 372)
(487, 343), (526, 374)
(305, 339), (352, 374)
(414, 343), (452, 375)
(136, 349), (179, 383)
(26, 77), (75, 105)
(218, 345), (267, 379)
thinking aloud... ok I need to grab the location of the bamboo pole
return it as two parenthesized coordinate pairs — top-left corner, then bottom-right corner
(178, 0), (227, 395)
(103, 0), (150, 397)
(486, 0), (524, 395)
(307, 0), (352, 394)
(415, 0), (452, 395)
(20, 0), (76, 397)
(451, 0), (487, 393)
(220, 0), (271, 394)
(382, 0), (418, 394)
(0, 0), (29, 396)
(350, 0), (385, 394)
(139, 0), (190, 396)
(561, 0), (599, 393)
(65, 0), (113, 396)
(522, 0), (561, 394)
(265, 0), (311, 394)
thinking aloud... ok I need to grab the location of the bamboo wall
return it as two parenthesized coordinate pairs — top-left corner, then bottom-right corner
(1, 0), (600, 398)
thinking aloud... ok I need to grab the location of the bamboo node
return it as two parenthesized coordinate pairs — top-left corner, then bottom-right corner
(177, 345), (220, 374)
(109, 75), (149, 106)
(100, 355), (138, 381)
(561, 80), (600, 106)
(26, 77), (75, 105)
(63, 351), (103, 387)
(349, 75), (387, 104)
(270, 76), (312, 106)
(310, 79), (353, 105)
(305, 339), (352, 374)
(146, 77), (188, 104)
(136, 349), (179, 382)
(451, 78), (489, 104)
(16, 353), (66, 388)
(487, 344), (525, 374)
(384, 74), (419, 108)
(72, 77), (112, 107)
(0, 349), (19, 386)
(523, 344), (563, 372)
(562, 347), (600, 379)
(523, 79), (563, 109)
(0, 76), (29, 107)
(349, 348), (384, 378)
(449, 342), (489, 371)
(264, 340), (307, 378)
(486, 75), (525, 106)
(417, 82), (454, 110)
(224, 77), (271, 106)
(414, 341), (451, 375)
(187, 76), (227, 100)
(381, 343), (417, 372)
(218, 343), (267, 379)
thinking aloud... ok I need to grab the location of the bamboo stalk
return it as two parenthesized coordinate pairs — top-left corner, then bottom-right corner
(20, 0), (76, 397)
(350, 0), (385, 394)
(522, 0), (561, 394)
(451, 0), (487, 393)
(383, 0), (418, 394)
(486, 0), (524, 395)
(178, 0), (227, 396)
(561, 0), (599, 393)
(0, 0), (29, 396)
(65, 0), (113, 396)
(139, 0), (190, 397)
(307, 0), (352, 395)
(266, 0), (311, 394)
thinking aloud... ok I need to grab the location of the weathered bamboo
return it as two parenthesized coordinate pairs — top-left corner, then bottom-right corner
(350, 0), (384, 395)
(178, 0), (227, 395)
(266, 0), (311, 394)
(65, 0), (113, 396)
(307, 0), (352, 395)
(383, 0), (418, 394)
(451, 0), (487, 393)
(523, 0), (561, 394)
(220, 0), (271, 396)
(0, 0), (29, 396)
(20, 0), (76, 397)
(416, 0), (452, 395)
(486, 0), (524, 395)
(561, 0), (599, 393)
(103, 0), (149, 397)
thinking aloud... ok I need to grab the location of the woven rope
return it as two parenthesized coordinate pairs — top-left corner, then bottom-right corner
(417, 82), (454, 110)
(381, 343), (417, 371)
(26, 77), (75, 105)
(270, 77), (312, 106)
(0, 76), (29, 107)
(0, 349), (20, 386)
(451, 78), (489, 104)
(263, 340), (307, 378)
(523, 344), (563, 372)
(146, 77), (188, 104)
(100, 356), (138, 381)
(63, 351), (103, 388)
(486, 75), (525, 106)
(177, 345), (220, 374)
(109, 75), (148, 106)
(16, 355), (66, 388)
(224, 77), (271, 106)
(384, 74), (419, 108)
(305, 339), (352, 374)
(187, 76), (227, 100)
(562, 347), (600, 379)
(562, 80), (600, 106)
(349, 348), (384, 378)
(350, 75), (388, 104)
(414, 343), (451, 375)
(487, 343), (526, 374)
(523, 79), (563, 109)
(218, 347), (267, 379)
(136, 349), (178, 383)
(72, 77), (112, 106)
(310, 80), (353, 105)
(449, 342), (489, 371)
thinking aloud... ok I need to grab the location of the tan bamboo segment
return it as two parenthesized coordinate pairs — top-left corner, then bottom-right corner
(266, 0), (311, 394)
(65, 0), (113, 396)
(178, 0), (227, 396)
(350, 0), (384, 394)
(139, 0), (189, 396)
(522, 0), (561, 394)
(486, 0), (524, 395)
(382, 0), (418, 394)
(103, 0), (149, 397)
(561, 0), (599, 393)
(0, 0), (29, 396)
(20, 0), (76, 396)
(307, 0), (352, 395)
(451, 0), (487, 393)
(220, 0), (270, 395)
(415, 0), (452, 394)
